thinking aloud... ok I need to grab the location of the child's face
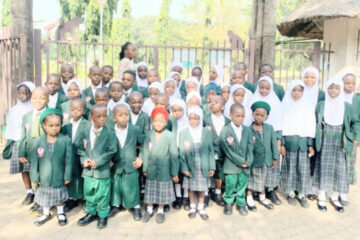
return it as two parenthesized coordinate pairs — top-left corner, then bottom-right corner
(114, 107), (129, 128)
(102, 67), (113, 84)
(31, 90), (49, 111)
(91, 108), (108, 129)
(171, 105), (184, 120)
(187, 97), (200, 108)
(172, 75), (181, 87)
(230, 108), (245, 127)
(210, 97), (224, 114)
(191, 68), (202, 81)
(327, 84), (341, 98)
(155, 97), (169, 109)
(303, 72), (317, 87)
(343, 75), (356, 94)
(291, 86), (303, 101)
(253, 108), (267, 125)
(45, 76), (61, 95)
(70, 102), (86, 121)
(221, 87), (230, 102)
(209, 67), (218, 81)
(137, 66), (148, 79)
(259, 66), (274, 78)
(207, 90), (217, 103)
(110, 84), (123, 102)
(186, 82), (198, 93)
(188, 112), (200, 128)
(171, 66), (182, 74)
(89, 68), (102, 86)
(129, 96), (143, 114)
(67, 83), (81, 99)
(147, 70), (159, 84)
(122, 73), (135, 90)
(165, 81), (176, 96)
(231, 73), (245, 85)
(259, 80), (271, 97)
(60, 65), (74, 83)
(152, 114), (167, 132)
(235, 64), (247, 76)
(127, 44), (138, 59)
(94, 93), (109, 106)
(233, 88), (245, 104)
(149, 88), (160, 102)
(17, 86), (29, 103)
(43, 115), (61, 137)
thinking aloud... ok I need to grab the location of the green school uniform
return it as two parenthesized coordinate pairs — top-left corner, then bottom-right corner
(179, 128), (216, 178)
(106, 110), (115, 129)
(61, 118), (91, 199)
(129, 111), (151, 135)
(81, 87), (96, 105)
(179, 81), (187, 99)
(30, 134), (72, 187)
(111, 124), (144, 209)
(60, 101), (91, 124)
(55, 92), (68, 109)
(219, 124), (253, 206)
(347, 95), (360, 183)
(243, 81), (256, 93)
(59, 86), (65, 95)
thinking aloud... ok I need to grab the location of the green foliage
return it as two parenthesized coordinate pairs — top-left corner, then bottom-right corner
(1, 0), (10, 26)
(155, 0), (171, 45)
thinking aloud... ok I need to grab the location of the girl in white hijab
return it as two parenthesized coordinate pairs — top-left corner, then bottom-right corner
(186, 91), (202, 109)
(191, 66), (204, 94)
(61, 79), (84, 122)
(167, 71), (183, 98)
(209, 65), (224, 86)
(224, 84), (252, 126)
(136, 62), (149, 89)
(301, 66), (325, 110)
(162, 78), (178, 105)
(185, 77), (200, 94)
(220, 82), (231, 103)
(142, 82), (162, 116)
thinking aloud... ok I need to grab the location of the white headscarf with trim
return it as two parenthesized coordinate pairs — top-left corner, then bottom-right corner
(142, 82), (162, 116)
(324, 77), (345, 126)
(167, 71), (182, 98)
(211, 65), (224, 86)
(65, 79), (82, 96)
(136, 62), (149, 89)
(187, 106), (203, 143)
(341, 72), (355, 104)
(301, 66), (319, 111)
(185, 77), (200, 93)
(170, 99), (188, 145)
(224, 84), (252, 126)
(186, 91), (202, 107)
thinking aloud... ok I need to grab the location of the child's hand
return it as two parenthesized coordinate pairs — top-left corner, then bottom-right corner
(277, 140), (281, 154)
(64, 180), (70, 185)
(281, 146), (286, 156)
(209, 170), (214, 177)
(272, 160), (277, 169)
(143, 172), (147, 176)
(183, 171), (190, 176)
(133, 158), (143, 169)
(308, 146), (315, 157)
(110, 161), (114, 167)
(172, 176), (179, 183)
(19, 157), (28, 164)
(241, 163), (248, 168)
(90, 160), (97, 169)
(354, 140), (358, 146)
(34, 181), (40, 187)
(83, 159), (90, 168)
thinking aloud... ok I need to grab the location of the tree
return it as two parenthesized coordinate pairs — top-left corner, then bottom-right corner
(155, 0), (171, 45)
(115, 0), (131, 43)
(1, 0), (10, 26)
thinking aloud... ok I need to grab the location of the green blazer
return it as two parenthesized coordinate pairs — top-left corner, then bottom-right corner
(350, 95), (360, 141)
(219, 124), (254, 174)
(81, 87), (95, 105)
(282, 136), (312, 153)
(77, 125), (117, 179)
(112, 124), (144, 174)
(105, 110), (115, 129)
(129, 111), (151, 136)
(315, 101), (356, 154)
(61, 118), (92, 177)
(179, 81), (187, 99)
(31, 134), (72, 188)
(60, 101), (91, 124)
(55, 92), (68, 109)
(318, 90), (325, 102)
(243, 81), (256, 93)
(203, 113), (231, 159)
(140, 129), (179, 181)
(179, 128), (215, 178)
(250, 123), (279, 168)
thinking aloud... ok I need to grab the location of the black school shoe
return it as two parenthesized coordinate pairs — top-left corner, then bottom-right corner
(259, 200), (274, 210)
(164, 205), (170, 212)
(34, 214), (52, 226)
(156, 213), (165, 223)
(78, 213), (98, 226)
(142, 211), (153, 222)
(29, 202), (40, 212)
(269, 190), (281, 205)
(57, 213), (67, 226)
(198, 211), (209, 221)
(97, 217), (108, 229)
(183, 198), (190, 211)
(64, 199), (79, 213)
(236, 205), (248, 216)
(223, 204), (233, 215)
(204, 196), (210, 208)
(108, 206), (120, 218)
(307, 194), (317, 201)
(133, 208), (142, 221)
(317, 203), (327, 212)
(287, 196), (297, 206)
(330, 200), (344, 213)
(211, 193), (225, 206)
(22, 193), (34, 206)
(172, 197), (182, 209)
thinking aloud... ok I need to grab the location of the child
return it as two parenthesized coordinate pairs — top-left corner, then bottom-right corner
(82, 65), (103, 105)
(221, 83), (231, 103)
(280, 80), (315, 208)
(162, 78), (177, 105)
(61, 99), (91, 212)
(234, 62), (256, 93)
(142, 82), (162, 116)
(186, 91), (202, 109)
(258, 64), (285, 101)
(32, 108), (72, 226)
(5, 81), (35, 204)
(191, 66), (204, 96)
(45, 74), (68, 109)
(202, 82), (221, 119)
(203, 95), (230, 207)
(77, 104), (117, 229)
(110, 104), (143, 221)
(107, 81), (125, 111)
(18, 87), (49, 212)
(141, 107), (179, 224)
(129, 91), (151, 136)
(147, 69), (160, 85)
(59, 64), (75, 94)
(185, 77), (200, 95)
(224, 84), (252, 126)
(220, 103), (253, 216)
(122, 70), (138, 102)
(246, 101), (279, 211)
(168, 71), (184, 99)
(179, 106), (215, 220)
(208, 65), (224, 86)
(136, 62), (149, 89)
(249, 76), (283, 205)
(102, 65), (114, 88)
(313, 78), (356, 213)
(94, 88), (114, 129)
(155, 93), (170, 111)
(342, 73), (360, 205)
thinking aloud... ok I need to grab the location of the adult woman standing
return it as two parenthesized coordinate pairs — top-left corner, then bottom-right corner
(117, 42), (138, 80)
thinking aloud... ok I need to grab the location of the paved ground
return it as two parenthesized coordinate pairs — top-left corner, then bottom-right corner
(1, 152), (360, 240)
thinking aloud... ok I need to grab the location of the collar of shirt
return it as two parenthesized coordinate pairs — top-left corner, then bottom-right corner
(115, 124), (128, 147)
(91, 125), (103, 134)
(231, 121), (243, 142)
(33, 108), (46, 118)
(71, 117), (82, 125)
(91, 84), (102, 95)
(130, 111), (140, 124)
(124, 88), (132, 95)
(211, 113), (225, 135)
(48, 92), (59, 108)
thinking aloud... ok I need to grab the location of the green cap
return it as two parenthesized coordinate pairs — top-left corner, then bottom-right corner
(250, 101), (271, 114)
(40, 108), (63, 124)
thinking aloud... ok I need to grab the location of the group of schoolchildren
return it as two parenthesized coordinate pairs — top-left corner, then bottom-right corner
(4, 52), (360, 229)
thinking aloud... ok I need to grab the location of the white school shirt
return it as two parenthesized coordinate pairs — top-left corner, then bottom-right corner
(48, 92), (59, 108)
(211, 113), (225, 137)
(123, 88), (132, 98)
(71, 117), (82, 143)
(90, 125), (103, 150)
(115, 125), (128, 148)
(131, 111), (139, 125)
(91, 84), (102, 98)
(231, 122), (243, 143)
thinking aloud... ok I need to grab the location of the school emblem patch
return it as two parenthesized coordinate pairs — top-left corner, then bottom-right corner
(25, 123), (30, 132)
(226, 136), (234, 145)
(63, 113), (69, 122)
(83, 138), (88, 149)
(148, 142), (153, 152)
(184, 140), (191, 150)
(206, 125), (212, 130)
(253, 136), (256, 144)
(86, 96), (91, 103)
(37, 147), (44, 158)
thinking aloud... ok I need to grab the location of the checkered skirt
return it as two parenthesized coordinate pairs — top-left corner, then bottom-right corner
(280, 151), (310, 195)
(9, 142), (30, 174)
(183, 160), (211, 192)
(248, 165), (268, 192)
(144, 180), (175, 205)
(346, 145), (357, 185)
(313, 124), (349, 193)
(265, 159), (281, 189)
(34, 186), (69, 207)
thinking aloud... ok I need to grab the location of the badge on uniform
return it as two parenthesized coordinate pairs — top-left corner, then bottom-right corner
(148, 142), (153, 152)
(63, 113), (69, 122)
(184, 140), (191, 150)
(83, 138), (88, 149)
(226, 136), (234, 145)
(37, 147), (45, 158)
(25, 123), (30, 132)
(86, 96), (91, 103)
(206, 125), (211, 130)
(253, 136), (256, 144)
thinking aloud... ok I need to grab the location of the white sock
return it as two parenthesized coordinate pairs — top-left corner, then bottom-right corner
(289, 191), (295, 198)
(298, 193), (305, 199)
(175, 184), (182, 197)
(318, 191), (326, 202)
(247, 195), (255, 206)
(147, 206), (153, 214)
(268, 188), (274, 191)
(157, 208), (164, 214)
(183, 189), (189, 198)
(57, 206), (65, 220)
(43, 206), (50, 216)
(259, 193), (266, 202)
(190, 203), (196, 209)
(340, 193), (348, 201)
(197, 203), (206, 214)
(134, 204), (141, 209)
(26, 189), (34, 194)
(205, 190), (209, 196)
(331, 192), (339, 202)
(215, 189), (221, 195)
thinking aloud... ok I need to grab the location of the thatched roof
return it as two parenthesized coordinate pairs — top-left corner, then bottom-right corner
(277, 0), (360, 38)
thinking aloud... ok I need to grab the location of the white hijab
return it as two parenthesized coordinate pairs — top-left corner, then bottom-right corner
(185, 77), (200, 93)
(249, 76), (282, 131)
(212, 65), (224, 86)
(142, 82), (162, 116)
(187, 106), (203, 143)
(5, 81), (36, 141)
(191, 66), (203, 86)
(324, 77), (345, 126)
(301, 66), (319, 111)
(65, 79), (82, 96)
(341, 72), (355, 104)
(224, 84), (252, 126)
(136, 62), (149, 89)
(170, 99), (188, 145)
(186, 91), (202, 107)
(162, 78), (178, 105)
(167, 71), (182, 98)
(282, 80), (316, 137)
